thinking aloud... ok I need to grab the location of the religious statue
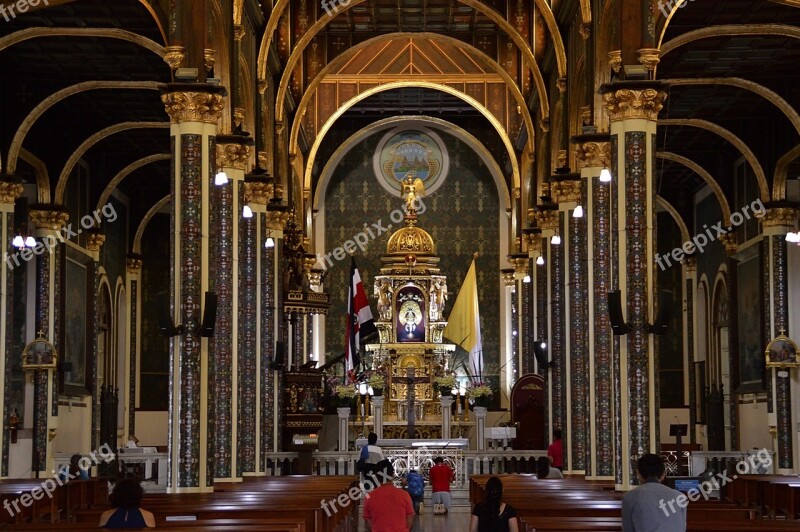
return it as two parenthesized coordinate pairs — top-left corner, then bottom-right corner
(283, 219), (309, 291)
(430, 280), (447, 321)
(401, 172), (425, 215)
(8, 409), (19, 430)
(375, 279), (393, 321)
(399, 301), (422, 338)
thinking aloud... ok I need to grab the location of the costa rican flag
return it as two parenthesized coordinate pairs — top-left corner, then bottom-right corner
(345, 257), (377, 372)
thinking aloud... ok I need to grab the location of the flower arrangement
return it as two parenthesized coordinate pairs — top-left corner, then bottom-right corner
(334, 385), (358, 399)
(467, 382), (493, 407)
(366, 373), (386, 391)
(434, 374), (457, 394)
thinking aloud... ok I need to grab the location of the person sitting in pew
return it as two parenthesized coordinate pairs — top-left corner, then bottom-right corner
(622, 454), (686, 532)
(58, 454), (89, 482)
(536, 456), (564, 479)
(98, 478), (156, 529)
(470, 476), (519, 532)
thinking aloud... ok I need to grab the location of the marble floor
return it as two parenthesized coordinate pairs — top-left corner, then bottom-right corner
(358, 506), (471, 532)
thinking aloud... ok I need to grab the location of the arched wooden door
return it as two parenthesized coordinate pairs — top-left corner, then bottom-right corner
(511, 374), (546, 449)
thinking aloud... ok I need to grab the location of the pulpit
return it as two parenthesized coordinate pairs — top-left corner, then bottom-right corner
(282, 370), (323, 466)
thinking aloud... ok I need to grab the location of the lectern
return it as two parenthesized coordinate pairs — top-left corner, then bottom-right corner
(669, 424), (688, 475)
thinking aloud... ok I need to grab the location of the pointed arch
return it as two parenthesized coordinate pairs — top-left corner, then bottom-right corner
(657, 152), (732, 222)
(133, 195), (171, 255)
(96, 154), (171, 213)
(656, 195), (690, 244)
(772, 144), (800, 201)
(0, 27), (164, 56)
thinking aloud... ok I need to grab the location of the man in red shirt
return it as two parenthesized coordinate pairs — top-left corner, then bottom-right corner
(429, 456), (455, 514)
(363, 460), (414, 531)
(547, 429), (564, 472)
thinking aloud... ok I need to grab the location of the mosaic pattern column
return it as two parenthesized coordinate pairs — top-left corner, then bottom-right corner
(684, 257), (697, 444)
(0, 178), (23, 478)
(125, 255), (142, 440)
(212, 135), (252, 482)
(161, 84), (226, 493)
(572, 135), (613, 479)
(762, 207), (799, 472)
(29, 207), (68, 476)
(600, 81), (668, 490)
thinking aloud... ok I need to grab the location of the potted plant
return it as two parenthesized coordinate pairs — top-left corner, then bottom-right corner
(434, 374), (457, 396)
(333, 384), (358, 409)
(468, 382), (493, 408)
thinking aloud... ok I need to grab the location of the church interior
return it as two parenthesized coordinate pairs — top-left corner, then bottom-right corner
(0, 0), (799, 529)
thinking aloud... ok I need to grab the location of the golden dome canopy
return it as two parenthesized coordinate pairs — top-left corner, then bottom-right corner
(386, 217), (436, 256)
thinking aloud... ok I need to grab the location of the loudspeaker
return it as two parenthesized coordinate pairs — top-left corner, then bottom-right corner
(157, 296), (179, 337)
(648, 290), (672, 335)
(607, 290), (631, 335)
(272, 341), (285, 369)
(199, 292), (218, 338)
(533, 340), (551, 370)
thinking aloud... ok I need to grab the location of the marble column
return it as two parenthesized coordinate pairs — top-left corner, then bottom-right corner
(125, 254), (142, 441)
(0, 178), (23, 478)
(572, 135), (614, 479)
(761, 207), (799, 472)
(683, 257), (697, 444)
(161, 84), (226, 492)
(211, 135), (252, 482)
(440, 396), (453, 439)
(372, 396), (385, 439)
(600, 81), (668, 490)
(337, 407), (350, 452)
(474, 406), (487, 451)
(28, 206), (69, 476)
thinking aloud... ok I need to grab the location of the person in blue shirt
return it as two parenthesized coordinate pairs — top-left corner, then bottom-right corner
(58, 454), (89, 482)
(98, 478), (156, 529)
(404, 468), (425, 514)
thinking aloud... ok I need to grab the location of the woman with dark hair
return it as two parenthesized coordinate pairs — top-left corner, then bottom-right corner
(536, 455), (563, 479)
(470, 476), (519, 532)
(98, 478), (156, 528)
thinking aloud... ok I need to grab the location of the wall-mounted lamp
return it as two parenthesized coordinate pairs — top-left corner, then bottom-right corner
(536, 255), (545, 266)
(265, 232), (275, 248)
(12, 235), (36, 249)
(242, 205), (253, 218)
(551, 234), (562, 245)
(522, 274), (531, 283)
(599, 168), (612, 183)
(214, 170), (229, 186)
(786, 232), (800, 244)
(573, 205), (584, 218)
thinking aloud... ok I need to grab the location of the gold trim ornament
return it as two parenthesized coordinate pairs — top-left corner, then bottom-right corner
(765, 330), (799, 368)
(22, 332), (58, 370)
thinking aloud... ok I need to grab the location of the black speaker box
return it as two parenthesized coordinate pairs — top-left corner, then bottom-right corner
(273, 341), (285, 369)
(608, 290), (631, 335)
(199, 292), (218, 337)
(648, 290), (672, 335)
(158, 296), (179, 337)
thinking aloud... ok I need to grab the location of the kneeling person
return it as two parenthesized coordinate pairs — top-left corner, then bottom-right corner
(429, 456), (454, 515)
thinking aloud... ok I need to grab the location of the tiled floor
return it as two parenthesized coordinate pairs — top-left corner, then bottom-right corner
(358, 506), (471, 532)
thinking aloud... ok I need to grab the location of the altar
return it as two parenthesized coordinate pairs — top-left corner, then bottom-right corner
(349, 181), (474, 441)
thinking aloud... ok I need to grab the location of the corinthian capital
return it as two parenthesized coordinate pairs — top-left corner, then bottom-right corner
(160, 85), (226, 124)
(600, 82), (669, 122)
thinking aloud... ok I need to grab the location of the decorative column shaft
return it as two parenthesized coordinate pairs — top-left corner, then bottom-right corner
(211, 135), (251, 482)
(337, 407), (350, 452)
(440, 396), (453, 439)
(0, 178), (23, 478)
(600, 82), (668, 489)
(474, 406), (487, 451)
(572, 135), (614, 479)
(125, 255), (142, 441)
(372, 396), (385, 439)
(684, 258), (697, 444)
(161, 84), (226, 492)
(762, 207), (799, 472)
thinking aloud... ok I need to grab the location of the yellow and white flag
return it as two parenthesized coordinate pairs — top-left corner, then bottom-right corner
(443, 258), (483, 380)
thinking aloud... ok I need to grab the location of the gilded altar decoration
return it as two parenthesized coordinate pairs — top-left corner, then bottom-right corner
(374, 127), (449, 196)
(765, 330), (799, 368)
(22, 333), (58, 370)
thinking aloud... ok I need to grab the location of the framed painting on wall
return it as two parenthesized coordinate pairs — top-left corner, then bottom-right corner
(736, 250), (764, 391)
(61, 252), (93, 395)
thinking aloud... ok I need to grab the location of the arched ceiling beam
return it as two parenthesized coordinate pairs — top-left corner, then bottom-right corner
(773, 143), (800, 201)
(55, 122), (169, 204)
(657, 151), (732, 221)
(96, 154), (171, 213)
(274, 2), (550, 126)
(133, 195), (171, 254)
(666, 78), (800, 136)
(291, 33), (537, 157)
(660, 24), (800, 57)
(136, 0), (167, 43)
(19, 148), (50, 204)
(656, 195), (690, 244)
(312, 116), (511, 213)
(303, 81), (520, 194)
(579, 0), (592, 25)
(659, 118), (768, 201)
(0, 27), (164, 57)
(5, 81), (161, 174)
(259, 0), (566, 82)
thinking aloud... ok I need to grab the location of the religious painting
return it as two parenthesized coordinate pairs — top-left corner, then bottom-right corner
(765, 333), (799, 368)
(64, 256), (89, 393)
(373, 126), (449, 196)
(736, 251), (763, 389)
(396, 285), (425, 342)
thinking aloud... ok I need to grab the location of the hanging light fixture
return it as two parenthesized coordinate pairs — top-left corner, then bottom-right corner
(265, 232), (275, 248)
(599, 168), (612, 183)
(551, 234), (562, 245)
(12, 235), (24, 248)
(214, 170), (229, 186)
(536, 255), (545, 266)
(786, 231), (800, 244)
(242, 205), (253, 218)
(573, 205), (584, 218)
(12, 235), (35, 249)
(522, 274), (531, 283)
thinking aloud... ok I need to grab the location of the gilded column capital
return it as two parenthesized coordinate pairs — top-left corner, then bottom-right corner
(580, 105), (592, 127)
(258, 79), (268, 94)
(0, 177), (24, 204)
(162, 45), (185, 72)
(523, 228), (543, 257)
(532, 207), (559, 233)
(608, 51), (622, 74)
(127, 254), (143, 274)
(233, 107), (245, 129)
(160, 84), (227, 124)
(683, 256), (697, 273)
(258, 151), (269, 169)
(599, 81), (669, 122)
(579, 22), (591, 40)
(572, 138), (612, 170)
(637, 48), (660, 73)
(265, 208), (292, 231)
(203, 49), (216, 73)
(508, 253), (529, 279)
(243, 178), (274, 205)
(216, 134), (254, 171)
(762, 207), (798, 229)
(551, 178), (582, 205)
(309, 269), (324, 291)
(86, 231), (106, 252)
(501, 268), (516, 287)
(29, 206), (69, 232)
(233, 25), (246, 41)
(719, 233), (738, 256)
(557, 78), (567, 94)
